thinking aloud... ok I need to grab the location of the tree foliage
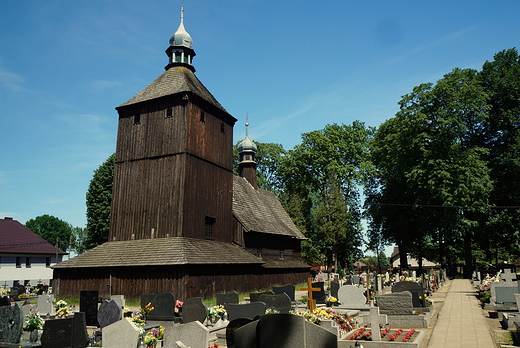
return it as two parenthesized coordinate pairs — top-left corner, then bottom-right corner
(25, 214), (73, 252)
(85, 153), (115, 249)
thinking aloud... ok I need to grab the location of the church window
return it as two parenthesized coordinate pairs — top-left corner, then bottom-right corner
(165, 107), (173, 118)
(134, 114), (141, 125)
(200, 111), (206, 122)
(16, 257), (21, 268)
(256, 248), (262, 258)
(46, 257), (51, 268)
(205, 216), (216, 239)
(279, 250), (284, 260)
(26, 257), (31, 268)
(220, 123), (225, 133)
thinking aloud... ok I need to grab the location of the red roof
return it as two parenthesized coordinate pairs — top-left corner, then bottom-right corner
(0, 218), (67, 255)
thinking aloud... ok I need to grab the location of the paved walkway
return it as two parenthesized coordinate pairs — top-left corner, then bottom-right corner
(428, 278), (494, 348)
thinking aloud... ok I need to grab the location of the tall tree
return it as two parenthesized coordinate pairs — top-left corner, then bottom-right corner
(369, 68), (492, 277)
(479, 48), (520, 262)
(280, 122), (374, 268)
(25, 214), (73, 252)
(86, 153), (115, 249)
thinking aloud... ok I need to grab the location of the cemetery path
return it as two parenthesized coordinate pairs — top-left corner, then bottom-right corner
(427, 279), (494, 348)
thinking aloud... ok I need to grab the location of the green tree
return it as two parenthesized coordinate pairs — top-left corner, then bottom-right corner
(72, 226), (88, 254)
(479, 48), (520, 262)
(280, 122), (374, 268)
(369, 68), (492, 277)
(86, 153), (115, 249)
(25, 214), (73, 252)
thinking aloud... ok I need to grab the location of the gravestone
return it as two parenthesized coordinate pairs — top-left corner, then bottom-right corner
(164, 320), (209, 348)
(272, 285), (296, 301)
(234, 313), (337, 348)
(225, 302), (266, 321)
(0, 296), (9, 307)
(37, 294), (55, 316)
(0, 302), (23, 344)
(41, 312), (88, 348)
(330, 280), (340, 299)
(496, 286), (519, 305)
(362, 307), (388, 341)
(249, 291), (274, 303)
(258, 293), (292, 313)
(392, 281), (425, 307)
(182, 297), (207, 324)
(337, 285), (367, 308)
(80, 290), (99, 326)
(9, 288), (19, 301)
(377, 291), (414, 315)
(502, 269), (517, 282)
(344, 275), (353, 285)
(216, 291), (239, 306)
(141, 292), (175, 321)
(22, 302), (37, 317)
(110, 295), (125, 310)
(352, 275), (360, 285)
(226, 318), (255, 348)
(102, 318), (140, 348)
(97, 299), (122, 328)
(312, 282), (326, 304)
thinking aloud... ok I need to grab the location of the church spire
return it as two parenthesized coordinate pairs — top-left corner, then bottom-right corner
(238, 114), (258, 189)
(165, 6), (196, 72)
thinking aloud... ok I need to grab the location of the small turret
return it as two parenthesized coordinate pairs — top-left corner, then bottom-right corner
(165, 6), (196, 72)
(238, 117), (258, 189)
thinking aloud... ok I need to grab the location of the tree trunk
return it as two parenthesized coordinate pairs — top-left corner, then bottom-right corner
(463, 231), (473, 279)
(398, 242), (408, 273)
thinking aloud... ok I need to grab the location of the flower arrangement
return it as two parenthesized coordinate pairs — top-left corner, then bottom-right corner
(0, 288), (10, 297)
(55, 300), (70, 317)
(380, 327), (391, 337)
(142, 326), (164, 347)
(325, 296), (340, 307)
(139, 302), (154, 319)
(265, 307), (280, 314)
(402, 329), (415, 342)
(349, 328), (366, 340)
(24, 314), (45, 331)
(130, 317), (146, 336)
(207, 305), (226, 321)
(388, 328), (403, 341)
(419, 295), (432, 307)
(175, 300), (183, 314)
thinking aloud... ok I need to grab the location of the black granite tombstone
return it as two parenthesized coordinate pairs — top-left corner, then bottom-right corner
(225, 302), (266, 321)
(249, 291), (274, 303)
(181, 297), (207, 324)
(258, 293), (292, 313)
(330, 280), (340, 299)
(0, 302), (23, 344)
(226, 318), (255, 348)
(392, 281), (425, 307)
(0, 296), (10, 307)
(141, 292), (176, 321)
(272, 285), (296, 301)
(41, 312), (89, 348)
(97, 299), (122, 328)
(216, 291), (239, 306)
(312, 282), (326, 304)
(80, 290), (99, 326)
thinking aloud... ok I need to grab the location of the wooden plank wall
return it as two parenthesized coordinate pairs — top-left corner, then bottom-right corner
(110, 155), (186, 241)
(54, 265), (308, 301)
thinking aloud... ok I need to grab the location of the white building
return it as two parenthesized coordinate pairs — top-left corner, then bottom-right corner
(0, 217), (67, 289)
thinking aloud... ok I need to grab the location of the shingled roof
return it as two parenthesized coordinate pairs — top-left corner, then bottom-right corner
(117, 66), (228, 114)
(233, 176), (305, 240)
(0, 218), (67, 255)
(52, 237), (264, 269)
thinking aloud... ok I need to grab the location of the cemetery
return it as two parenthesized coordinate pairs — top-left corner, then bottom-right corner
(0, 270), (452, 348)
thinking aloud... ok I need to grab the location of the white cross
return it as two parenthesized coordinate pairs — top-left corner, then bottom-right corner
(363, 307), (388, 342)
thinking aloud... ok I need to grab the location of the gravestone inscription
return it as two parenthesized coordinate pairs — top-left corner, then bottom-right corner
(0, 302), (24, 344)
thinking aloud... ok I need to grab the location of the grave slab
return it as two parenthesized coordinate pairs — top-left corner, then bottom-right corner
(102, 318), (140, 348)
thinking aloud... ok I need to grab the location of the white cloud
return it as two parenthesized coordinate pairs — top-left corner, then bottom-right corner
(0, 62), (26, 92)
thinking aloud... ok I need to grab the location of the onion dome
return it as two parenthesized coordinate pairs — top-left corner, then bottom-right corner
(165, 6), (196, 72)
(238, 122), (257, 153)
(169, 6), (193, 48)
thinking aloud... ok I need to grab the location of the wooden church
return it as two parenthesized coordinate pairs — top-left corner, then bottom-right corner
(53, 8), (309, 300)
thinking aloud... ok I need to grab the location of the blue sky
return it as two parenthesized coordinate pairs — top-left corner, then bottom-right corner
(1, 1), (519, 241)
